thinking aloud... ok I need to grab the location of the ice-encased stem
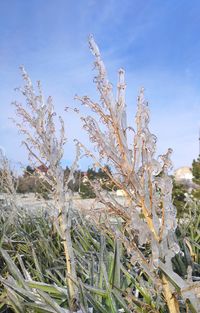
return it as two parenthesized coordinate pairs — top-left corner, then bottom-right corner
(13, 68), (78, 307)
(78, 36), (199, 312)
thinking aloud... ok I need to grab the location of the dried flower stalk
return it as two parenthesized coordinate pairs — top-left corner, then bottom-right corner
(77, 36), (200, 312)
(13, 67), (79, 308)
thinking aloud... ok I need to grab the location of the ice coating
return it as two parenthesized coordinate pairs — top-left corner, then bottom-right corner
(78, 36), (181, 277)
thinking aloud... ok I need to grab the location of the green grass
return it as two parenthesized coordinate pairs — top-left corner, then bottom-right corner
(0, 208), (166, 313)
(0, 201), (199, 312)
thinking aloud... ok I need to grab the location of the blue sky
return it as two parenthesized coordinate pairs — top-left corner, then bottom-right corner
(0, 0), (199, 170)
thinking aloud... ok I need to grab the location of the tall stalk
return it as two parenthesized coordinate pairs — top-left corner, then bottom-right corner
(76, 36), (200, 312)
(13, 68), (79, 307)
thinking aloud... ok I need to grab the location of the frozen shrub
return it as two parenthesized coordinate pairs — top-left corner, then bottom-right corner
(12, 68), (80, 309)
(76, 36), (200, 313)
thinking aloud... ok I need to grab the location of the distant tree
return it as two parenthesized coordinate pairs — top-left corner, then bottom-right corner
(97, 166), (117, 191)
(64, 167), (81, 192)
(97, 167), (106, 179)
(172, 179), (187, 217)
(192, 157), (200, 185)
(87, 167), (97, 180)
(25, 165), (35, 176)
(192, 156), (200, 199)
(17, 175), (37, 193)
(64, 166), (70, 178)
(79, 182), (96, 199)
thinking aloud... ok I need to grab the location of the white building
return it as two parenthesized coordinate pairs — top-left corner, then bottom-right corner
(174, 167), (193, 182)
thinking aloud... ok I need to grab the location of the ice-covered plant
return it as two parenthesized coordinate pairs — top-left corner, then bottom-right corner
(76, 36), (200, 313)
(12, 68), (80, 309)
(0, 150), (16, 195)
(0, 149), (18, 220)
